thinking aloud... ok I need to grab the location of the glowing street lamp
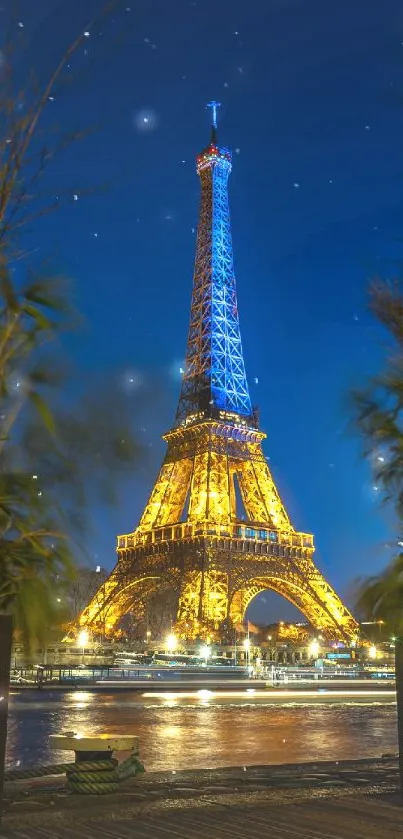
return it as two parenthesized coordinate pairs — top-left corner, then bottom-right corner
(77, 630), (89, 648)
(309, 639), (320, 659)
(244, 636), (250, 668)
(166, 634), (177, 653)
(77, 629), (89, 664)
(199, 644), (211, 665)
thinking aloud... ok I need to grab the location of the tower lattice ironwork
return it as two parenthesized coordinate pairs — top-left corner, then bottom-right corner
(80, 105), (358, 643)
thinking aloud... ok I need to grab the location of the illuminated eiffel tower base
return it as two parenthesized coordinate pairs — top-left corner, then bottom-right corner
(80, 105), (358, 643)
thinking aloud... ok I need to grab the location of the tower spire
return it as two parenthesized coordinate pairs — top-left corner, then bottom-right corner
(207, 100), (220, 143)
(175, 104), (253, 427)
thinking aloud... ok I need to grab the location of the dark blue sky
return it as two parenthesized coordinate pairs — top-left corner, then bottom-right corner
(7, 0), (403, 622)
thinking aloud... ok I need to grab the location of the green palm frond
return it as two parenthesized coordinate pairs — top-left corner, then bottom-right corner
(353, 280), (403, 629)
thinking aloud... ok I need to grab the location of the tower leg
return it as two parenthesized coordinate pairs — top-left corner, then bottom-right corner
(176, 568), (229, 641)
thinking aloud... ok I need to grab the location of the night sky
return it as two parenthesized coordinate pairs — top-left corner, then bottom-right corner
(6, 0), (403, 623)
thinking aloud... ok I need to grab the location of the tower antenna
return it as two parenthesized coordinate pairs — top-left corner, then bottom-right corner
(206, 101), (221, 143)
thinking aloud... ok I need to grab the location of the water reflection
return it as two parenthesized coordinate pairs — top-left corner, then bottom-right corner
(6, 692), (398, 772)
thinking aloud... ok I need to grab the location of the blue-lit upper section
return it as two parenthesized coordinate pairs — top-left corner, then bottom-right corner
(175, 106), (254, 428)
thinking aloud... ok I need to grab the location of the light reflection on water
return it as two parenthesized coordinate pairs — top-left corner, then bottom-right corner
(6, 691), (398, 772)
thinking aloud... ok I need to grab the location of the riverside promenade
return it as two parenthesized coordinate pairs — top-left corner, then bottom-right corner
(1, 757), (402, 838)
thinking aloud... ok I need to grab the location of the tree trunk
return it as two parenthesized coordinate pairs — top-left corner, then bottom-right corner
(395, 638), (403, 802)
(0, 615), (12, 823)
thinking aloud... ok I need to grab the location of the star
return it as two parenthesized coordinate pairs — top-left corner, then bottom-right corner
(133, 109), (159, 132)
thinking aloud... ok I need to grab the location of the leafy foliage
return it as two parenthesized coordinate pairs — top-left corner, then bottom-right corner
(356, 554), (403, 635)
(0, 266), (144, 648)
(0, 5), (143, 649)
(352, 282), (403, 517)
(353, 280), (403, 631)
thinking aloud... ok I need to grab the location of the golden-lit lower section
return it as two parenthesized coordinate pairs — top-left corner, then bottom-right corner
(80, 420), (358, 642)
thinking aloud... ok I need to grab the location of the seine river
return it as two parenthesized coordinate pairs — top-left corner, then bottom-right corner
(6, 690), (398, 772)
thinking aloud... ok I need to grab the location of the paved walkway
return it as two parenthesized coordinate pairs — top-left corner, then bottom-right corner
(1, 794), (402, 838)
(1, 757), (401, 838)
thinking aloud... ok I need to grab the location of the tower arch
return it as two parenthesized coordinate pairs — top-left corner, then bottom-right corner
(80, 573), (178, 635)
(229, 576), (345, 636)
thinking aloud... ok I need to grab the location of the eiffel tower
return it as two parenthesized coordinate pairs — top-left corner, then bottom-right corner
(80, 104), (358, 643)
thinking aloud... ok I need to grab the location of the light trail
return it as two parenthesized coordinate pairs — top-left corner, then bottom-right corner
(141, 688), (396, 701)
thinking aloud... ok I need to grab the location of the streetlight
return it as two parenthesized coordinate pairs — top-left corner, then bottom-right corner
(244, 637), (250, 669)
(77, 629), (89, 664)
(199, 644), (211, 665)
(77, 629), (89, 647)
(309, 639), (320, 659)
(166, 634), (177, 653)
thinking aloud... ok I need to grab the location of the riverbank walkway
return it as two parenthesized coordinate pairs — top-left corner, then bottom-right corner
(1, 794), (402, 838)
(1, 758), (401, 838)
